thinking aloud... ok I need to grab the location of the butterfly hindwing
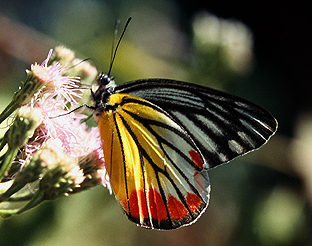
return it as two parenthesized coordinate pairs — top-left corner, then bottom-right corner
(97, 93), (210, 229)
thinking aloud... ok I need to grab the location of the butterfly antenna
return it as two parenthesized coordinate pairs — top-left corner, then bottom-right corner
(110, 20), (120, 67)
(107, 17), (132, 77)
(67, 58), (92, 70)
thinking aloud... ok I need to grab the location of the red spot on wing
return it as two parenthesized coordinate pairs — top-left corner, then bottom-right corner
(189, 150), (204, 169)
(125, 189), (148, 219)
(123, 188), (169, 222)
(148, 187), (168, 221)
(167, 194), (188, 220)
(186, 193), (202, 212)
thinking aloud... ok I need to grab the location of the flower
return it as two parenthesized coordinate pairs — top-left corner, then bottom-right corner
(30, 49), (82, 105)
(0, 47), (110, 217)
(75, 147), (111, 193)
(38, 138), (85, 200)
(0, 48), (82, 125)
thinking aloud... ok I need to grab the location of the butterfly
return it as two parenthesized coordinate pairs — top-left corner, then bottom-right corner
(90, 18), (278, 230)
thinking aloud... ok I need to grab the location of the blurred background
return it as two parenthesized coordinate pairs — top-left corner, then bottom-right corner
(0, 1), (311, 245)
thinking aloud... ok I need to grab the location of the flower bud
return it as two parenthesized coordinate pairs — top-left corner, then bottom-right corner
(72, 148), (110, 193)
(38, 139), (85, 200)
(5, 106), (42, 149)
(12, 69), (46, 106)
(48, 46), (76, 66)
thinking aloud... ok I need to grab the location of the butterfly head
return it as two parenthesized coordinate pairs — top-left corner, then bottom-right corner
(91, 72), (117, 120)
(97, 72), (116, 88)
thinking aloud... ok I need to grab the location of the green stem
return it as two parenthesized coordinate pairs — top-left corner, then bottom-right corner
(0, 138), (7, 153)
(0, 187), (44, 219)
(0, 154), (5, 170)
(0, 208), (19, 218)
(0, 148), (18, 181)
(7, 192), (34, 202)
(0, 101), (18, 125)
(17, 190), (44, 215)
(0, 181), (28, 203)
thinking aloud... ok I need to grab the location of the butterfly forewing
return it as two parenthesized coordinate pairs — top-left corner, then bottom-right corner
(115, 79), (277, 168)
(97, 93), (211, 229)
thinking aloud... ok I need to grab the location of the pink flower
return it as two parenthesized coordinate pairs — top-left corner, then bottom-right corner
(30, 49), (82, 106)
(0, 47), (110, 217)
(20, 48), (110, 191)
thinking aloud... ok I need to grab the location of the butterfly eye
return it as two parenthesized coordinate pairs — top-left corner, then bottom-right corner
(97, 72), (115, 86)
